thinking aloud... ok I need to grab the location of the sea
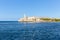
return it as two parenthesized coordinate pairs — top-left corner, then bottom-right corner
(0, 21), (60, 40)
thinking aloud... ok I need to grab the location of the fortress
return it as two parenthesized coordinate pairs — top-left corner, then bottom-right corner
(18, 14), (43, 22)
(18, 14), (60, 22)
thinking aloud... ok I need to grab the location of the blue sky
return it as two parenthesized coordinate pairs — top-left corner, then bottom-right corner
(0, 0), (60, 21)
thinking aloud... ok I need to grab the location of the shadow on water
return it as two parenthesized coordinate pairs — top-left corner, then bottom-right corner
(0, 21), (60, 40)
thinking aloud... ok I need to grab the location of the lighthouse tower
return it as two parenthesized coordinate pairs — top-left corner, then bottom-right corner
(24, 14), (28, 21)
(24, 14), (26, 18)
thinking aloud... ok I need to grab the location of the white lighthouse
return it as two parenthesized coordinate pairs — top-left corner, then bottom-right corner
(24, 14), (26, 18)
(23, 14), (28, 21)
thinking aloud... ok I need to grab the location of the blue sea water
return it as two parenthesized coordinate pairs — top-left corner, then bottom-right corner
(0, 21), (60, 40)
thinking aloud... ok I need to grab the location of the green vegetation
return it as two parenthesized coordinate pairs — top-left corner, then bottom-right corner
(40, 18), (60, 22)
(54, 18), (60, 22)
(40, 18), (51, 20)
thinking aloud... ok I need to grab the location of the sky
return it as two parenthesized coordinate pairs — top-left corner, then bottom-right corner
(0, 0), (60, 21)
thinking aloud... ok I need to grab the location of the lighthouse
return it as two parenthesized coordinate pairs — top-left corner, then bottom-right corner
(24, 14), (26, 18)
(23, 14), (28, 21)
